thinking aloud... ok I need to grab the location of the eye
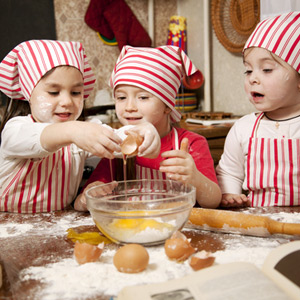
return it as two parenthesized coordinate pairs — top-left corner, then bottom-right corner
(138, 95), (150, 100)
(263, 68), (272, 73)
(71, 91), (82, 96)
(244, 70), (252, 75)
(115, 96), (126, 101)
(48, 91), (59, 95)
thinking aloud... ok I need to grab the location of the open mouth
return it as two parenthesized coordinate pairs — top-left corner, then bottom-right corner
(251, 92), (264, 98)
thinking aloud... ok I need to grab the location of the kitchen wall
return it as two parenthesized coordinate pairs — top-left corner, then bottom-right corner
(178, 0), (255, 116)
(53, 0), (255, 116)
(54, 0), (177, 107)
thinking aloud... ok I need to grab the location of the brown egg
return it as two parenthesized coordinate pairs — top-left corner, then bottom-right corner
(113, 244), (149, 273)
(120, 132), (144, 156)
(74, 242), (104, 264)
(189, 250), (215, 271)
(164, 231), (195, 262)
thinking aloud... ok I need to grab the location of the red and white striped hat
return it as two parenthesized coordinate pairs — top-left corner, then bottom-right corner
(0, 40), (96, 100)
(244, 11), (300, 73)
(109, 45), (198, 122)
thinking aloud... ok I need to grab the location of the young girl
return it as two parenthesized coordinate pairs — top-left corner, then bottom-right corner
(216, 12), (300, 207)
(75, 45), (221, 210)
(0, 40), (160, 213)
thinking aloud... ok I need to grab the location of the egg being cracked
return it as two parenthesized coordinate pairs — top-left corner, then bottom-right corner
(120, 132), (144, 156)
(164, 231), (195, 262)
(113, 244), (149, 273)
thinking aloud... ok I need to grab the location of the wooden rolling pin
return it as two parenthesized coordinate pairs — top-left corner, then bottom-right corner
(188, 208), (300, 237)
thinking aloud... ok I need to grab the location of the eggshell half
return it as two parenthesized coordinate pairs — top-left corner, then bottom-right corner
(74, 242), (104, 264)
(189, 250), (215, 271)
(164, 235), (195, 262)
(120, 132), (144, 156)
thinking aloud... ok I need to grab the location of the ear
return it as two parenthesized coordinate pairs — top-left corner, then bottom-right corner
(164, 106), (172, 115)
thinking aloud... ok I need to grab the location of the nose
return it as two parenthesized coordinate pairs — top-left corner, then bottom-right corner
(249, 72), (260, 85)
(125, 97), (138, 112)
(59, 92), (73, 106)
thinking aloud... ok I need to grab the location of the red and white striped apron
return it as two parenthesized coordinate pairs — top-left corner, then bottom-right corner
(136, 128), (179, 180)
(0, 146), (74, 213)
(246, 112), (300, 206)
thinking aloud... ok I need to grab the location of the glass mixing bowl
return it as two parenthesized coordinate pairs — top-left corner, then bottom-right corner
(85, 179), (196, 246)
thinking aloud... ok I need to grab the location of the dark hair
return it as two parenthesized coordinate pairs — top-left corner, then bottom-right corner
(0, 95), (88, 137)
(0, 95), (31, 137)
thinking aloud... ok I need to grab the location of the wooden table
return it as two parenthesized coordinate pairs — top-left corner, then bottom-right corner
(1, 207), (299, 299)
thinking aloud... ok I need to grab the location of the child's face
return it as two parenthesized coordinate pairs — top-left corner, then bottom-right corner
(114, 85), (171, 136)
(29, 66), (84, 123)
(243, 48), (300, 117)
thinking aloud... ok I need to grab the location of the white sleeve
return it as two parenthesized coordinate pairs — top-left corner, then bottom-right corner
(1, 116), (51, 158)
(216, 117), (249, 194)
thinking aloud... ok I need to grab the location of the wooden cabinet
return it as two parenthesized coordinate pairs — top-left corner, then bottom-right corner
(179, 121), (231, 167)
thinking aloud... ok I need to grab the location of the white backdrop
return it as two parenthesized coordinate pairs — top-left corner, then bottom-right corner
(260, 0), (300, 20)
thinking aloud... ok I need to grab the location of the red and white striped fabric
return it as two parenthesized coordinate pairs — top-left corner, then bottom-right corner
(246, 113), (300, 206)
(0, 40), (95, 100)
(109, 45), (199, 122)
(1, 146), (73, 213)
(244, 11), (300, 73)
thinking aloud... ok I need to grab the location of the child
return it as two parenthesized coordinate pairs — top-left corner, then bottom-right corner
(216, 12), (300, 207)
(75, 45), (221, 210)
(0, 40), (160, 213)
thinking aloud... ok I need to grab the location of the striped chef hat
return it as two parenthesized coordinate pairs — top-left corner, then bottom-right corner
(244, 11), (300, 73)
(0, 40), (96, 100)
(109, 45), (198, 122)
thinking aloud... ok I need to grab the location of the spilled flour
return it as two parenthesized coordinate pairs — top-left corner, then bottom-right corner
(10, 211), (300, 299)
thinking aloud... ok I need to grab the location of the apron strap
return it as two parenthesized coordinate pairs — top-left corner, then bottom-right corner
(250, 112), (264, 138)
(172, 127), (179, 150)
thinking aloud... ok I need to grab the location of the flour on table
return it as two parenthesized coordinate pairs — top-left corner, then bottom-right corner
(11, 211), (300, 299)
(0, 212), (94, 238)
(20, 246), (192, 299)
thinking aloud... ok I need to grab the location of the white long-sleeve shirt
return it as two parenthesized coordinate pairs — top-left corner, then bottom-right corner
(0, 115), (127, 213)
(216, 112), (300, 195)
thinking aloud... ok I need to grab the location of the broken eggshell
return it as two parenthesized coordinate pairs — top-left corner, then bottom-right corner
(120, 131), (144, 156)
(164, 231), (195, 262)
(74, 241), (104, 264)
(189, 250), (215, 271)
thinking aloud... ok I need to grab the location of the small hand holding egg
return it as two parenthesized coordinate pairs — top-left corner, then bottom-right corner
(74, 241), (104, 264)
(164, 231), (195, 262)
(113, 244), (149, 273)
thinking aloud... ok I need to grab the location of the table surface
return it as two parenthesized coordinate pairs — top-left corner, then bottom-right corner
(1, 207), (300, 300)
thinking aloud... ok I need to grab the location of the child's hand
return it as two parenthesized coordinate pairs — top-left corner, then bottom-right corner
(159, 138), (196, 185)
(41, 121), (122, 158)
(72, 122), (122, 159)
(126, 122), (161, 158)
(220, 193), (250, 207)
(74, 181), (118, 211)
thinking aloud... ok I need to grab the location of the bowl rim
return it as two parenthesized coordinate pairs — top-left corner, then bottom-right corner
(85, 179), (196, 205)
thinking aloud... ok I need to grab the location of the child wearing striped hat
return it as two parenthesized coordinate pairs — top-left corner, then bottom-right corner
(216, 12), (300, 207)
(75, 45), (221, 210)
(0, 40), (160, 213)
